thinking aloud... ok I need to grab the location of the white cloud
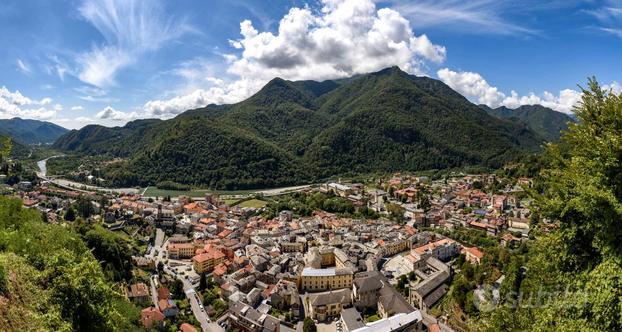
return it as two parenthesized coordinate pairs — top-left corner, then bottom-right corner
(604, 81), (622, 95)
(587, 2), (622, 39)
(96, 106), (138, 121)
(437, 68), (587, 114)
(391, 0), (537, 35)
(71, 105), (85, 111)
(77, 0), (191, 88)
(53, 117), (96, 129)
(437, 68), (506, 107)
(0, 86), (60, 120)
(16, 59), (31, 74)
(143, 0), (446, 118)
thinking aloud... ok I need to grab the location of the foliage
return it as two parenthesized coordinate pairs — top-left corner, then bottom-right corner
(77, 223), (135, 282)
(64, 207), (76, 221)
(303, 317), (317, 332)
(483, 104), (574, 142)
(0, 196), (140, 331)
(156, 180), (190, 191)
(478, 79), (622, 331)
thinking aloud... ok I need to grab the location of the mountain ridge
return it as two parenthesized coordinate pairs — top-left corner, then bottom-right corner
(481, 104), (574, 141)
(54, 67), (544, 189)
(0, 117), (68, 145)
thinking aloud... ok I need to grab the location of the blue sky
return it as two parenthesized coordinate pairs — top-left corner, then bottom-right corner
(0, 0), (621, 129)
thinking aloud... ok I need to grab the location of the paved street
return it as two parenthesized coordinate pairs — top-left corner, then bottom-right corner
(147, 229), (223, 331)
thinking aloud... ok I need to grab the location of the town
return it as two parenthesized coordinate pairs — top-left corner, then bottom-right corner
(5, 166), (534, 332)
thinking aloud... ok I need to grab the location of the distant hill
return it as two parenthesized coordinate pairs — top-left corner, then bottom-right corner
(0, 118), (68, 144)
(481, 104), (574, 141)
(54, 66), (543, 190)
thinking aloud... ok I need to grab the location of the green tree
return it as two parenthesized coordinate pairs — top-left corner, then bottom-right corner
(76, 196), (94, 219)
(64, 207), (76, 221)
(199, 273), (208, 292)
(303, 317), (317, 332)
(481, 79), (622, 331)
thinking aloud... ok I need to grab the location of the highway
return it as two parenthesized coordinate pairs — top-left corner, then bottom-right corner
(36, 156), (139, 194)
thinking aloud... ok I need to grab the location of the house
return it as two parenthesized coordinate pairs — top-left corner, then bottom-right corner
(127, 283), (150, 304)
(409, 269), (450, 312)
(158, 299), (179, 318)
(227, 302), (280, 332)
(463, 247), (484, 265)
(305, 288), (352, 321)
(411, 238), (459, 262)
(180, 323), (198, 332)
(168, 242), (195, 259)
(140, 307), (165, 329)
(157, 287), (170, 301)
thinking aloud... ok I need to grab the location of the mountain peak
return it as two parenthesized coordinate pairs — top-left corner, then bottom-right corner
(372, 65), (407, 77)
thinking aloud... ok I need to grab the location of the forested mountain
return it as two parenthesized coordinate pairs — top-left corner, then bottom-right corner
(481, 104), (574, 141)
(54, 66), (544, 189)
(0, 118), (68, 144)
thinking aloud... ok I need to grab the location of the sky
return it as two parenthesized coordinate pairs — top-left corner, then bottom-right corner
(1, 0), (621, 129)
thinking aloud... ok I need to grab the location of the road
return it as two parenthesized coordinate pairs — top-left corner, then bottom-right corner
(36, 156), (139, 194)
(147, 229), (223, 332)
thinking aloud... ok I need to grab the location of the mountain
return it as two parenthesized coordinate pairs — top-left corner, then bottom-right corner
(481, 104), (574, 141)
(0, 118), (68, 144)
(54, 66), (544, 190)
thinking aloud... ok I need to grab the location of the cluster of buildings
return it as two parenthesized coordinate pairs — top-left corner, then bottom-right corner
(13, 170), (533, 332)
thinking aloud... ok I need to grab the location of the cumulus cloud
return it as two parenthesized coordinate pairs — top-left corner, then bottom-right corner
(437, 68), (506, 107)
(0, 86), (59, 120)
(604, 81), (622, 95)
(77, 0), (191, 88)
(143, 0), (446, 118)
(96, 106), (138, 121)
(437, 68), (596, 114)
(71, 105), (84, 111)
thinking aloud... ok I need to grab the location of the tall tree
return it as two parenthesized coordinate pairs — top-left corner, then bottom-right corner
(64, 207), (76, 221)
(481, 79), (622, 331)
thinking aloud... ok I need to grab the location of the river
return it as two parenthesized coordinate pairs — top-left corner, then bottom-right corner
(37, 156), (139, 195)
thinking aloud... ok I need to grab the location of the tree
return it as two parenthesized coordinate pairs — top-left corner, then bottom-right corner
(481, 79), (622, 330)
(303, 317), (317, 332)
(157, 261), (165, 274)
(64, 207), (76, 221)
(76, 196), (94, 219)
(171, 279), (184, 299)
(199, 273), (208, 292)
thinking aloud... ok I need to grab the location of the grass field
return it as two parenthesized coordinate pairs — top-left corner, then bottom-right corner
(236, 199), (268, 208)
(142, 186), (274, 198)
(142, 186), (211, 198)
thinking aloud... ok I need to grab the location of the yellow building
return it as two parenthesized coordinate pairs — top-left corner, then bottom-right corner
(167, 243), (195, 259)
(280, 242), (305, 253)
(306, 288), (351, 321)
(192, 249), (225, 274)
(381, 238), (410, 256)
(300, 267), (353, 292)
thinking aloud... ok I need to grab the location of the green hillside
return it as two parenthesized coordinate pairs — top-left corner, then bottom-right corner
(482, 104), (574, 141)
(0, 117), (68, 144)
(0, 196), (140, 331)
(53, 66), (544, 189)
